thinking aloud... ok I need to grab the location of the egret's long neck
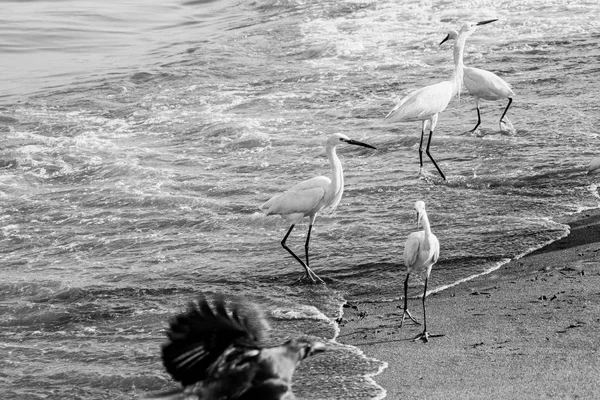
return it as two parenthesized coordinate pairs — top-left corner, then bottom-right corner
(327, 144), (344, 194)
(325, 144), (344, 211)
(450, 33), (468, 99)
(421, 210), (433, 241)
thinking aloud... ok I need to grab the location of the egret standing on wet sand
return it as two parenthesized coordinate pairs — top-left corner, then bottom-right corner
(400, 200), (439, 342)
(440, 29), (515, 133)
(260, 133), (376, 284)
(384, 19), (497, 180)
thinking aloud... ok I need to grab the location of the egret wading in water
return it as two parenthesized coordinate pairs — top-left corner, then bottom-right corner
(260, 133), (376, 284)
(440, 28), (515, 133)
(385, 19), (498, 181)
(400, 201), (440, 342)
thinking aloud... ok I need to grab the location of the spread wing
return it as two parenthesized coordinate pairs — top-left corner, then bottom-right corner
(161, 294), (270, 386)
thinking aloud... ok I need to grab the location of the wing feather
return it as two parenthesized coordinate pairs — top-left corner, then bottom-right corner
(161, 294), (269, 386)
(385, 82), (453, 123)
(464, 67), (514, 99)
(261, 176), (330, 217)
(403, 232), (422, 268)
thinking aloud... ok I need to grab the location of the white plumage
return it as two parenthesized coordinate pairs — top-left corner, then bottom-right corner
(385, 19), (498, 180)
(441, 29), (515, 132)
(400, 200), (440, 342)
(261, 133), (375, 284)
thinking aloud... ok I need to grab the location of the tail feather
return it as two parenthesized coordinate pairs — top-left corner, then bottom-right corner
(260, 194), (281, 214)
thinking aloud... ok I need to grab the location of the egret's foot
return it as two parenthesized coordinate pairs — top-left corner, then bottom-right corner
(460, 127), (484, 137)
(291, 273), (308, 285)
(398, 308), (420, 328)
(292, 268), (325, 285)
(499, 118), (515, 135)
(412, 331), (430, 342)
(412, 331), (444, 342)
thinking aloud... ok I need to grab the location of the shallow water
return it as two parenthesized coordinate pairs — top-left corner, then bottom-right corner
(1, 0), (599, 398)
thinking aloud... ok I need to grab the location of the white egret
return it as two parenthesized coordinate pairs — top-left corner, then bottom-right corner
(260, 133), (376, 284)
(400, 200), (440, 342)
(440, 29), (515, 133)
(385, 19), (498, 180)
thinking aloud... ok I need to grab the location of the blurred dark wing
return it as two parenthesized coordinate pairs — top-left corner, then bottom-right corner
(161, 294), (269, 386)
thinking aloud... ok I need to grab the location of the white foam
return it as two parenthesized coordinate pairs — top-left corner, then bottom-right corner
(428, 222), (572, 297)
(328, 301), (388, 400)
(270, 304), (331, 322)
(587, 183), (600, 202)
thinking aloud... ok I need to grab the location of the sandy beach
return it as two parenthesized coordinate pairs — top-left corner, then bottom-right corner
(338, 208), (600, 399)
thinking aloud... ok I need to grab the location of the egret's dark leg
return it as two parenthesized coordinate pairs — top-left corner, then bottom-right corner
(422, 275), (428, 337)
(302, 224), (325, 284)
(304, 224), (312, 267)
(425, 130), (446, 181)
(281, 225), (305, 267)
(469, 107), (482, 132)
(418, 126), (425, 169)
(499, 97), (513, 123)
(399, 273), (420, 328)
(281, 224), (324, 285)
(413, 275), (431, 342)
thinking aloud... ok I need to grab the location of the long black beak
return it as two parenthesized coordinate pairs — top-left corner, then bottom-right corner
(477, 19), (498, 26)
(416, 211), (421, 227)
(343, 138), (376, 150)
(440, 34), (451, 46)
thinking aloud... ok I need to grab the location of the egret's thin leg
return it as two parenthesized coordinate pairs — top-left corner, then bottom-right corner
(422, 275), (428, 335)
(281, 225), (311, 279)
(281, 225), (304, 267)
(302, 225), (324, 284)
(304, 224), (312, 267)
(281, 225), (324, 285)
(413, 275), (430, 342)
(425, 130), (446, 180)
(418, 125), (425, 169)
(499, 97), (512, 123)
(469, 107), (482, 132)
(400, 273), (420, 327)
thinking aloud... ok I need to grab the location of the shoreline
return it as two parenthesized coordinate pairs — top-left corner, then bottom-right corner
(337, 207), (600, 399)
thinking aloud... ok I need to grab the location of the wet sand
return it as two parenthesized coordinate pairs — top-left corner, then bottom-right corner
(338, 208), (600, 399)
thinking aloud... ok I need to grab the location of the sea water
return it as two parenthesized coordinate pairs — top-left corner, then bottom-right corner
(1, 0), (599, 398)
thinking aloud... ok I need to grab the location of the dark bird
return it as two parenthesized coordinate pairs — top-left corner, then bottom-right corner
(143, 294), (326, 400)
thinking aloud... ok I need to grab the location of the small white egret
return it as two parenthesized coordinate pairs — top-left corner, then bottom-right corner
(385, 19), (497, 180)
(440, 29), (515, 133)
(400, 200), (440, 342)
(260, 133), (376, 284)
